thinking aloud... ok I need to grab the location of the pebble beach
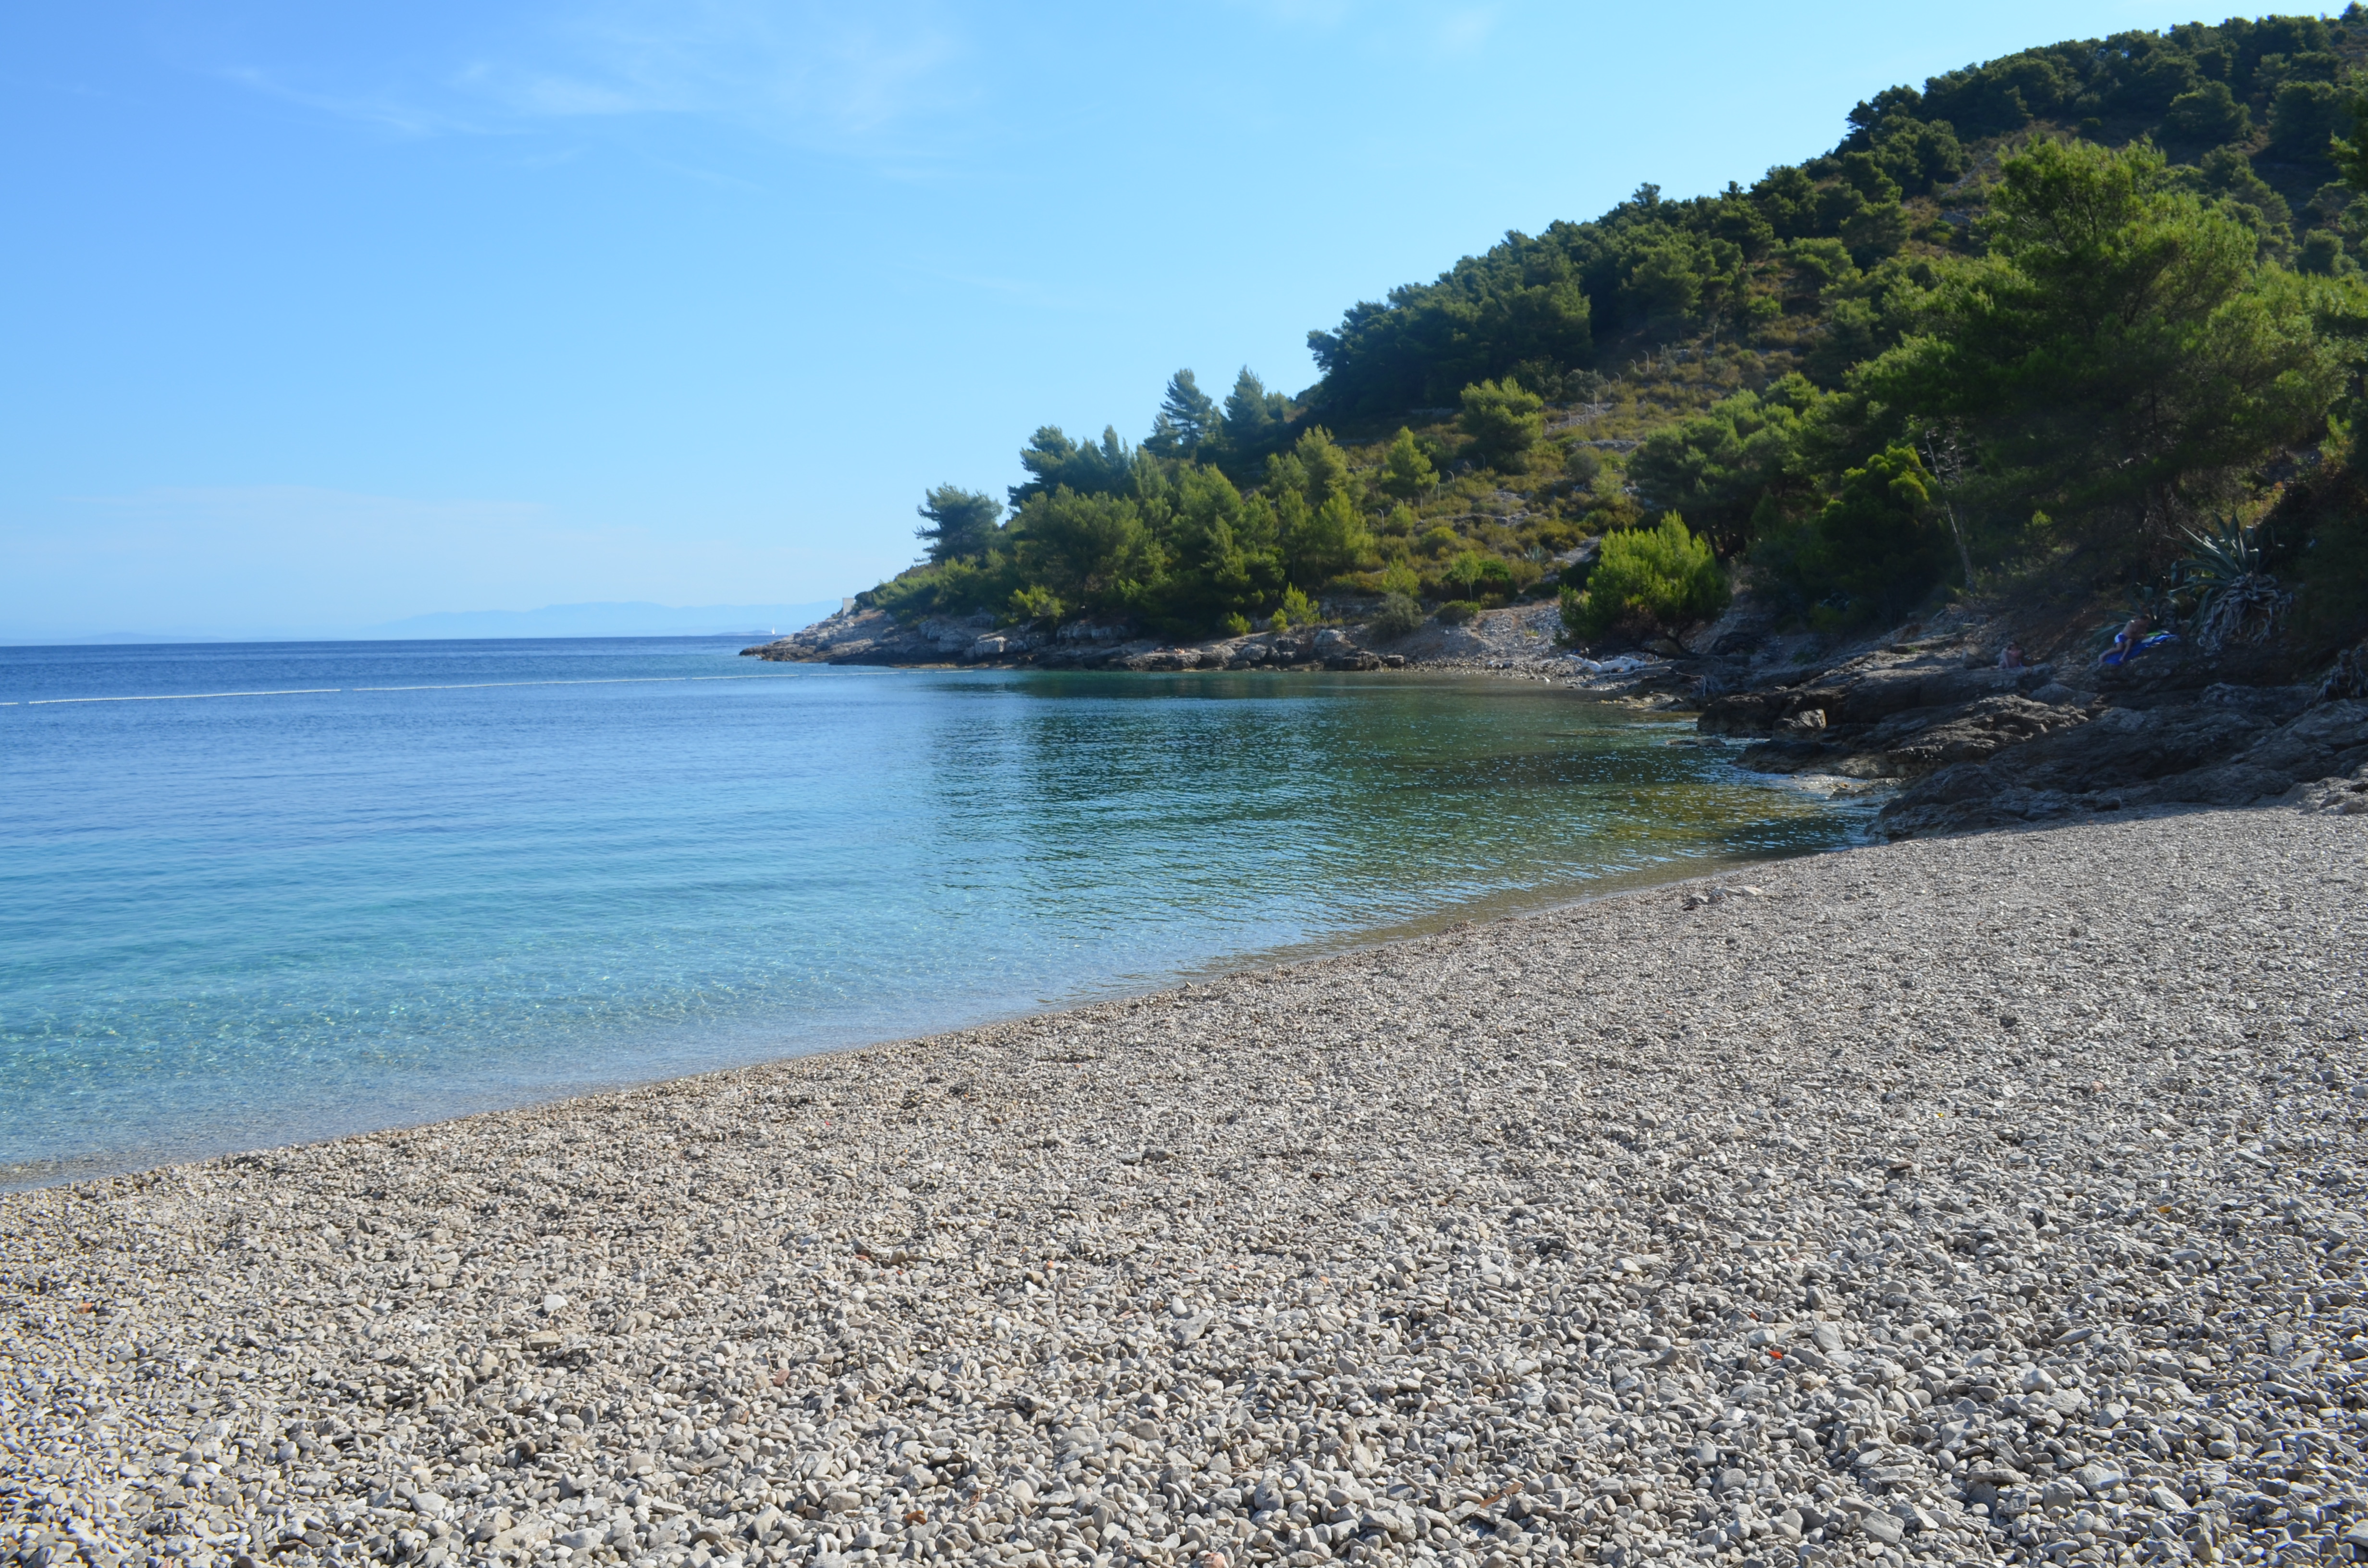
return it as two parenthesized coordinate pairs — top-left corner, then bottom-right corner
(6, 806), (2367, 1568)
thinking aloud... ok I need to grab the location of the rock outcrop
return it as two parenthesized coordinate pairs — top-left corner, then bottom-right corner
(1695, 631), (2368, 838)
(1880, 695), (2368, 837)
(740, 605), (1406, 673)
(1700, 649), (2078, 780)
(741, 607), (1007, 665)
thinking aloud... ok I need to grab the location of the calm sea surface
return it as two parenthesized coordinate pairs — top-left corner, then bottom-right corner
(0, 637), (1875, 1187)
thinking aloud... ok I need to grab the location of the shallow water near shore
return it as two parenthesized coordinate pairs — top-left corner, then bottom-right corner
(0, 636), (1876, 1187)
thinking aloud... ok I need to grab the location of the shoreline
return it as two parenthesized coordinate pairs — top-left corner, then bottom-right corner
(0, 737), (1878, 1200)
(6, 805), (2365, 1567)
(752, 601), (2368, 848)
(0, 831), (1860, 1200)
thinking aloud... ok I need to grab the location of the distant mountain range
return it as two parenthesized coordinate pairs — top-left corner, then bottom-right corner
(2, 600), (845, 647)
(356, 600), (842, 640)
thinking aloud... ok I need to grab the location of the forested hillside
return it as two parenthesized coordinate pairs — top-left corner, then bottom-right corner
(861, 9), (2368, 659)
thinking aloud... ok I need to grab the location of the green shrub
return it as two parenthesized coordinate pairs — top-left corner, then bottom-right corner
(1556, 586), (1588, 645)
(1221, 612), (1252, 637)
(1271, 586), (1320, 629)
(874, 551), (1016, 621)
(2164, 80), (2248, 145)
(1444, 550), (1515, 601)
(1459, 379), (1545, 470)
(1565, 514), (1729, 642)
(1008, 584), (1064, 623)
(1437, 600), (1482, 625)
(1283, 491), (1375, 586)
(1753, 444), (1949, 628)
(1379, 427), (1437, 499)
(1369, 593), (1424, 639)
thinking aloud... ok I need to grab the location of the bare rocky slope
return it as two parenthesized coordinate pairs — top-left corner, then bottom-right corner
(7, 806), (2368, 1568)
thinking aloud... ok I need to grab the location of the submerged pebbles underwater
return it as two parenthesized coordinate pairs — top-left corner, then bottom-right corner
(6, 809), (2367, 1568)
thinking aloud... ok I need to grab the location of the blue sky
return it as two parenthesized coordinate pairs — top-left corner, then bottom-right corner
(3, 0), (2226, 640)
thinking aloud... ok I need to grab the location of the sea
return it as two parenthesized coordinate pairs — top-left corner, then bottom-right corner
(0, 637), (1878, 1188)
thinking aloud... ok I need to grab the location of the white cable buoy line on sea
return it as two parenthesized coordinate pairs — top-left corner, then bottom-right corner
(348, 674), (803, 692)
(23, 687), (343, 704)
(10, 672), (811, 704)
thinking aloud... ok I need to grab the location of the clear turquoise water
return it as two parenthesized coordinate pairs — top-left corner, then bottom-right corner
(0, 637), (1873, 1187)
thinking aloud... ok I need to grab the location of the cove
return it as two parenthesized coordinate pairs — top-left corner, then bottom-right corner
(0, 636), (1875, 1187)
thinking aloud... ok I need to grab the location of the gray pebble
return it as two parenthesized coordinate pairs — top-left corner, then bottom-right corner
(3, 807), (2364, 1568)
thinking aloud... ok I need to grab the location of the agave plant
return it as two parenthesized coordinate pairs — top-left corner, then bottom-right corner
(2176, 515), (2291, 654)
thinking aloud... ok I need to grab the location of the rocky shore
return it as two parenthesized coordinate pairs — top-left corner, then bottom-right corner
(737, 605), (1579, 678)
(1691, 634), (2368, 840)
(744, 603), (2368, 842)
(8, 807), (2368, 1568)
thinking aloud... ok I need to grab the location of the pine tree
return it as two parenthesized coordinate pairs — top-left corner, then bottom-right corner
(1458, 379), (1545, 471)
(1145, 369), (1221, 458)
(914, 486), (1004, 563)
(1221, 368), (1289, 455)
(1379, 427), (1437, 499)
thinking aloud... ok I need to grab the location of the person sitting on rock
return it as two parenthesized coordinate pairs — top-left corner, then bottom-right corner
(1998, 642), (2026, 670)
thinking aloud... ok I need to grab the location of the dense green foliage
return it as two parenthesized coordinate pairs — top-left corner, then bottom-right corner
(913, 486), (1003, 564)
(1754, 446), (1955, 628)
(1378, 427), (1437, 499)
(1862, 138), (2347, 539)
(1563, 516), (1732, 641)
(863, 9), (2368, 650)
(1306, 10), (2368, 416)
(1628, 377), (1823, 553)
(1458, 380), (1547, 470)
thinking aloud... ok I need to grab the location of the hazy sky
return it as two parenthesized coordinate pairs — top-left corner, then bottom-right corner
(4, 0), (2220, 639)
